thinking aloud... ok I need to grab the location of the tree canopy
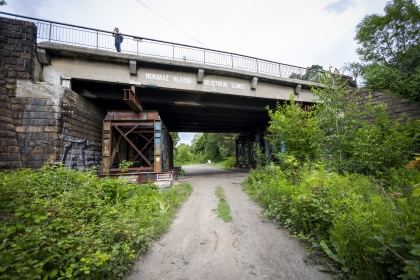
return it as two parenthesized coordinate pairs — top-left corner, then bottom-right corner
(354, 0), (420, 100)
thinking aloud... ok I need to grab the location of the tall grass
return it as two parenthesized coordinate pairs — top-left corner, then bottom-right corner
(244, 164), (420, 279)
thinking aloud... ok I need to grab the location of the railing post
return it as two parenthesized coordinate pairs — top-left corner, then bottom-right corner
(173, 44), (175, 60)
(48, 22), (52, 42)
(96, 31), (98, 49)
(203, 49), (205, 64)
(137, 39), (139, 55)
(278, 63), (281, 77)
(256, 59), (258, 73)
(231, 54), (233, 68)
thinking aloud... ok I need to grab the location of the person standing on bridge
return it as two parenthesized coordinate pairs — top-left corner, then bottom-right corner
(113, 27), (123, 52)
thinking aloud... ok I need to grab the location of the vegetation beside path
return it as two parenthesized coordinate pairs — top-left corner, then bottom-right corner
(0, 165), (192, 279)
(244, 69), (420, 279)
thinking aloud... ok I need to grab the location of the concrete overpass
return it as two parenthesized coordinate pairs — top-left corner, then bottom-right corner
(37, 41), (322, 133)
(1, 12), (328, 175)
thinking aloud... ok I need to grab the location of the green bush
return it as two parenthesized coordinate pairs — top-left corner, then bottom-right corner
(0, 165), (192, 279)
(244, 166), (420, 279)
(219, 156), (235, 169)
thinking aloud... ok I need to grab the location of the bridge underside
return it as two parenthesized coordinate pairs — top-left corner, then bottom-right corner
(72, 80), (303, 133)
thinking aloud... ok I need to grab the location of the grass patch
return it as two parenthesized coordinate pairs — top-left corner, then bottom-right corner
(214, 186), (232, 222)
(0, 165), (193, 279)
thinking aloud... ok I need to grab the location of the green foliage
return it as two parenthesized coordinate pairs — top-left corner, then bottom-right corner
(0, 165), (192, 279)
(0, 1), (6, 6)
(310, 70), (419, 177)
(244, 166), (420, 279)
(174, 144), (195, 165)
(192, 133), (236, 163)
(218, 156), (235, 169)
(363, 63), (420, 101)
(250, 68), (420, 278)
(355, 0), (420, 100)
(214, 187), (232, 222)
(118, 160), (133, 174)
(267, 95), (323, 163)
(169, 132), (180, 147)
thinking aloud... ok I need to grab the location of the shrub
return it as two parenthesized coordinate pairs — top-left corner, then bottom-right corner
(243, 166), (420, 279)
(0, 165), (192, 279)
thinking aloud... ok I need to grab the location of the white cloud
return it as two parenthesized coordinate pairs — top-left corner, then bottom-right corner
(323, 0), (356, 15)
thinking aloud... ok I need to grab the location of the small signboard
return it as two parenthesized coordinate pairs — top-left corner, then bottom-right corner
(157, 173), (173, 181)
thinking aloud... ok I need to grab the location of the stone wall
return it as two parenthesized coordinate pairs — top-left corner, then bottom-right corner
(15, 80), (104, 169)
(0, 16), (37, 169)
(353, 89), (420, 121)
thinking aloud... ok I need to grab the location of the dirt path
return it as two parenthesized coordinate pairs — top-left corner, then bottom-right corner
(126, 165), (331, 280)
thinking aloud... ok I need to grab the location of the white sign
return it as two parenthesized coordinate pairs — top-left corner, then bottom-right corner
(157, 173), (173, 181)
(144, 72), (245, 90)
(146, 73), (169, 81)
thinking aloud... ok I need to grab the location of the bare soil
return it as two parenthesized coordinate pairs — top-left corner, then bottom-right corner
(126, 165), (331, 280)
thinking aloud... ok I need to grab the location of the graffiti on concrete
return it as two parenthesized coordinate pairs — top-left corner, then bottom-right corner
(61, 138), (101, 170)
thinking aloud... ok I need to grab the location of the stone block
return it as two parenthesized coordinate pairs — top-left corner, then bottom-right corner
(15, 126), (25, 132)
(2, 30), (13, 38)
(0, 115), (13, 124)
(14, 32), (25, 40)
(18, 72), (30, 79)
(36, 119), (50, 126)
(2, 138), (17, 146)
(0, 108), (12, 117)
(8, 146), (19, 153)
(7, 71), (17, 78)
(20, 52), (31, 59)
(20, 40), (34, 48)
(0, 49), (10, 56)
(27, 126), (42, 133)
(3, 57), (17, 65)
(8, 38), (20, 45)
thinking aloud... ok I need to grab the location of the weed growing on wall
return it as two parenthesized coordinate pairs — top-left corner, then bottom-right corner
(0, 165), (192, 279)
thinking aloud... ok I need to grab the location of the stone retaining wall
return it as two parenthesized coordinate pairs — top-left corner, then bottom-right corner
(353, 89), (420, 121)
(14, 80), (104, 169)
(0, 16), (37, 169)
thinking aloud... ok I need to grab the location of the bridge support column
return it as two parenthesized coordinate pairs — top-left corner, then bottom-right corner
(264, 132), (271, 165)
(241, 139), (246, 167)
(247, 137), (252, 168)
(255, 134), (260, 167)
(102, 121), (112, 174)
(154, 121), (162, 173)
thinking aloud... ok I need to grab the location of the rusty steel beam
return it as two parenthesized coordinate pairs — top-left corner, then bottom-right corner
(112, 123), (153, 167)
(104, 111), (161, 121)
(123, 86), (145, 112)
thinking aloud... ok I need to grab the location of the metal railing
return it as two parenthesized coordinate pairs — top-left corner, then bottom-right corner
(1, 12), (323, 82)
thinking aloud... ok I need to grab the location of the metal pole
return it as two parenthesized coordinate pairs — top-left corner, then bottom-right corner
(48, 22), (52, 42)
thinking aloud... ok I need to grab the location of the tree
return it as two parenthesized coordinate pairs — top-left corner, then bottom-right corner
(355, 0), (420, 100)
(0, 1), (6, 6)
(169, 132), (180, 147)
(192, 133), (236, 162)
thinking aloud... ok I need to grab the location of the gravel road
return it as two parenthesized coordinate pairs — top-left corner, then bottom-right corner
(126, 165), (331, 280)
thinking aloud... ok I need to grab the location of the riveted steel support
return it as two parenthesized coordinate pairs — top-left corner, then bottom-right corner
(102, 121), (112, 174)
(154, 121), (162, 172)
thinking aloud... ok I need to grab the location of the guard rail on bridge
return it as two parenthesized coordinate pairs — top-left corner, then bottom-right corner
(1, 12), (324, 82)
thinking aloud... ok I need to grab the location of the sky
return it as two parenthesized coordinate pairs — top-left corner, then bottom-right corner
(1, 0), (412, 145)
